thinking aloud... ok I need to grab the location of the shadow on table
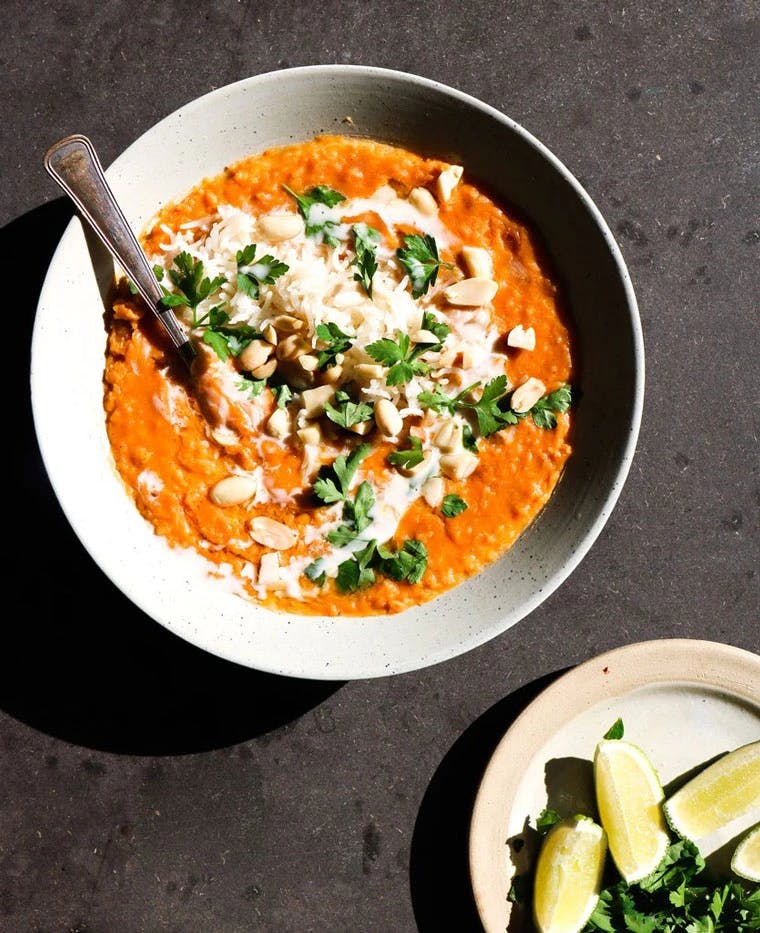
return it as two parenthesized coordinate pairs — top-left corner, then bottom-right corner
(2, 200), (343, 755)
(409, 669), (565, 933)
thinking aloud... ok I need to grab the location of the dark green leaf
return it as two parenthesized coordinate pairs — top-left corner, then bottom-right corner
(283, 184), (346, 246)
(604, 718), (625, 740)
(324, 395), (374, 429)
(387, 437), (424, 469)
(529, 384), (574, 429)
(315, 321), (355, 369)
(441, 494), (467, 517)
(202, 328), (230, 361)
(236, 243), (289, 299)
(351, 223), (380, 298)
(304, 561), (326, 586)
(396, 233), (453, 298)
(536, 807), (562, 836)
(313, 444), (371, 504)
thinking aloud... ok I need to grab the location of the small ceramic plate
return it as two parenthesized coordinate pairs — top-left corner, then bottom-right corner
(469, 639), (760, 932)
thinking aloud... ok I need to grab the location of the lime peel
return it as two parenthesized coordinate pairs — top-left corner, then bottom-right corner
(731, 823), (760, 883)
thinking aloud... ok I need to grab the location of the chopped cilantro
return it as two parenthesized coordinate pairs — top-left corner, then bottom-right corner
(158, 251), (226, 324)
(387, 437), (425, 470)
(365, 331), (433, 386)
(304, 561), (326, 586)
(236, 375), (267, 398)
(396, 233), (453, 298)
(271, 384), (293, 409)
(420, 309), (451, 348)
(377, 539), (428, 584)
(283, 184), (346, 247)
(535, 807), (562, 836)
(604, 718), (625, 740)
(313, 444), (371, 504)
(315, 322), (355, 370)
(351, 224), (380, 298)
(336, 540), (377, 594)
(441, 494), (467, 518)
(324, 390), (374, 429)
(235, 243), (288, 299)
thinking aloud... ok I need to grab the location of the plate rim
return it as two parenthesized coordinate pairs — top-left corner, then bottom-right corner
(30, 65), (645, 679)
(469, 638), (760, 932)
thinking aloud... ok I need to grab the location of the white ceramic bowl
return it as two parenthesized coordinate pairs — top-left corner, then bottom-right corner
(32, 66), (644, 679)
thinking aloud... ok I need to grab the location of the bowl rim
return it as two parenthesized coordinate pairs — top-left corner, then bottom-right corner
(31, 64), (645, 679)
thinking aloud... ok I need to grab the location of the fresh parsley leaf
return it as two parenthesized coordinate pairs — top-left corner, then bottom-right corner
(638, 841), (705, 894)
(387, 437), (424, 469)
(283, 184), (346, 247)
(604, 718), (625, 740)
(202, 327), (231, 361)
(365, 331), (431, 386)
(327, 481), (376, 546)
(304, 561), (326, 586)
(315, 322), (355, 370)
(376, 539), (428, 584)
(418, 376), (519, 437)
(351, 224), (380, 298)
(202, 314), (261, 360)
(313, 444), (371, 504)
(420, 310), (451, 347)
(396, 233), (453, 298)
(159, 251), (227, 322)
(272, 384), (293, 409)
(152, 264), (164, 281)
(530, 384), (573, 429)
(236, 243), (288, 299)
(336, 540), (377, 594)
(324, 391), (374, 429)
(462, 422), (478, 453)
(441, 494), (467, 518)
(417, 386), (458, 416)
(236, 375), (267, 397)
(536, 807), (562, 836)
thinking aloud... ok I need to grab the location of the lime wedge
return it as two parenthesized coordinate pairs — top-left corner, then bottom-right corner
(594, 739), (670, 882)
(533, 815), (607, 933)
(663, 741), (760, 840)
(731, 823), (760, 883)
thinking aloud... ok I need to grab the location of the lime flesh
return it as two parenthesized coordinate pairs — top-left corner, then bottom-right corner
(731, 823), (760, 883)
(594, 739), (670, 883)
(533, 815), (607, 933)
(664, 741), (760, 841)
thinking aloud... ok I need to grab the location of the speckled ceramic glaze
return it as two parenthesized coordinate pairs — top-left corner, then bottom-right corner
(31, 66), (644, 679)
(469, 640), (760, 932)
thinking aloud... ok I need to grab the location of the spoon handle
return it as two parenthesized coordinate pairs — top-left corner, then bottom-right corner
(44, 134), (195, 366)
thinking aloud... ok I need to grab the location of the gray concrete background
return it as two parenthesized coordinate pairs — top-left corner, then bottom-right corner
(2, 1), (758, 930)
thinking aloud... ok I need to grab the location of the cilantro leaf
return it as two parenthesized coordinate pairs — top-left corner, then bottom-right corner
(536, 807), (562, 836)
(313, 444), (371, 504)
(420, 310), (451, 347)
(441, 494), (467, 518)
(376, 539), (428, 584)
(365, 331), (431, 386)
(152, 264), (164, 281)
(419, 377), (520, 437)
(530, 384), (573, 429)
(417, 386), (458, 416)
(236, 375), (267, 398)
(315, 322), (355, 370)
(202, 327), (230, 361)
(283, 184), (346, 247)
(462, 422), (478, 453)
(351, 224), (380, 298)
(324, 390), (374, 429)
(387, 437), (424, 469)
(202, 317), (261, 360)
(304, 561), (326, 586)
(328, 481), (376, 546)
(336, 540), (377, 594)
(236, 243), (288, 299)
(159, 251), (227, 322)
(396, 233), (453, 298)
(604, 718), (625, 740)
(271, 384), (293, 409)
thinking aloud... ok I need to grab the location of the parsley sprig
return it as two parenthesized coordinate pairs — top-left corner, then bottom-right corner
(283, 184), (346, 247)
(315, 322), (355, 370)
(324, 390), (374, 430)
(441, 494), (468, 517)
(419, 378), (574, 436)
(396, 234), (453, 298)
(365, 331), (434, 386)
(376, 539), (428, 584)
(387, 436), (424, 470)
(326, 481), (375, 548)
(351, 224), (381, 298)
(235, 244), (288, 299)
(158, 251), (226, 325)
(313, 444), (371, 505)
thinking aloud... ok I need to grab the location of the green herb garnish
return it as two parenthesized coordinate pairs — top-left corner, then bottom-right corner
(313, 444), (371, 504)
(420, 309), (451, 348)
(387, 437), (425, 470)
(158, 251), (226, 324)
(441, 494), (468, 518)
(376, 539), (428, 584)
(315, 322), (355, 370)
(235, 244), (288, 299)
(530, 385), (573, 429)
(396, 234), (453, 298)
(336, 540), (377, 594)
(324, 390), (374, 429)
(236, 375), (267, 398)
(351, 224), (380, 298)
(283, 184), (346, 247)
(271, 384), (293, 409)
(365, 332), (433, 386)
(604, 718), (625, 741)
(326, 480), (375, 548)
(535, 807), (562, 836)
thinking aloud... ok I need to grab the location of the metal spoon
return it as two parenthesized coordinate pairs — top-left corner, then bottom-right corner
(44, 134), (195, 367)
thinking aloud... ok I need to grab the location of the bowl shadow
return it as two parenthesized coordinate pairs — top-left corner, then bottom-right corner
(409, 669), (565, 933)
(4, 199), (343, 755)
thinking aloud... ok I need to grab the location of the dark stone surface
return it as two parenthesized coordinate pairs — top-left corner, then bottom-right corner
(2, 1), (758, 930)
